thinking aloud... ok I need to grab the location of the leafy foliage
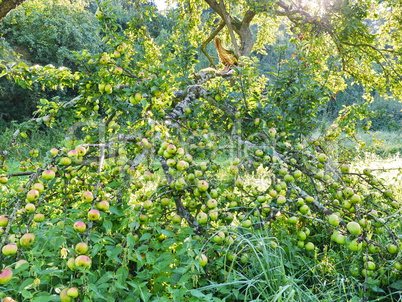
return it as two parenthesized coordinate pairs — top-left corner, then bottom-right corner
(1, 1), (402, 301)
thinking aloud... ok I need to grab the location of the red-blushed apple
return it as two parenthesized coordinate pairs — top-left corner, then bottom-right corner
(66, 287), (79, 298)
(67, 149), (78, 159)
(32, 183), (44, 193)
(26, 189), (40, 202)
(198, 254), (208, 267)
(0, 268), (13, 285)
(60, 288), (73, 302)
(183, 153), (193, 163)
(166, 144), (177, 154)
(20, 233), (35, 248)
(2, 296), (16, 302)
(0, 215), (9, 227)
(25, 203), (36, 213)
(75, 145), (87, 157)
(41, 169), (55, 180)
(73, 221), (86, 233)
(176, 160), (189, 171)
(2, 244), (18, 256)
(74, 255), (91, 269)
(88, 209), (100, 221)
(138, 214), (148, 224)
(50, 148), (59, 156)
(143, 199), (153, 209)
(75, 242), (89, 255)
(59, 157), (72, 166)
(96, 200), (110, 212)
(114, 66), (123, 75)
(166, 158), (176, 167)
(33, 213), (45, 222)
(82, 191), (94, 203)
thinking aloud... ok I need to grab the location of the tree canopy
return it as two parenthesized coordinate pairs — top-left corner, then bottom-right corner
(0, 0), (402, 301)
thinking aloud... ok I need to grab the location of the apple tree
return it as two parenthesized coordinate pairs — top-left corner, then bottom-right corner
(1, 0), (402, 301)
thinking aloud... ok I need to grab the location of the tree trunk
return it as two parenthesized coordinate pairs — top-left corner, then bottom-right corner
(0, 0), (25, 21)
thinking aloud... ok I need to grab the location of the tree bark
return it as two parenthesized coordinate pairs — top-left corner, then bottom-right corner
(0, 0), (25, 21)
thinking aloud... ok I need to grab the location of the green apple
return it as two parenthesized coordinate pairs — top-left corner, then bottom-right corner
(340, 164), (350, 173)
(297, 231), (307, 241)
(365, 261), (376, 271)
(20, 233), (35, 248)
(2, 244), (18, 256)
(96, 200), (110, 212)
(59, 157), (72, 166)
(347, 221), (362, 236)
(67, 257), (76, 271)
(60, 288), (73, 302)
(26, 189), (40, 202)
(276, 195), (286, 205)
(208, 210), (219, 221)
(317, 153), (327, 163)
(349, 194), (362, 204)
(394, 262), (402, 270)
(241, 219), (252, 228)
(196, 212), (208, 225)
(212, 231), (225, 244)
(255, 149), (264, 157)
(197, 180), (209, 192)
(387, 243), (398, 254)
(327, 214), (340, 226)
(33, 213), (45, 222)
(171, 214), (182, 224)
(206, 199), (218, 209)
(50, 148), (59, 156)
(25, 203), (36, 213)
(75, 242), (89, 255)
(299, 204), (309, 215)
(305, 242), (315, 251)
(288, 216), (298, 224)
(334, 234), (346, 245)
(0, 215), (9, 227)
(66, 287), (79, 298)
(343, 187), (354, 197)
(347, 239), (362, 251)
